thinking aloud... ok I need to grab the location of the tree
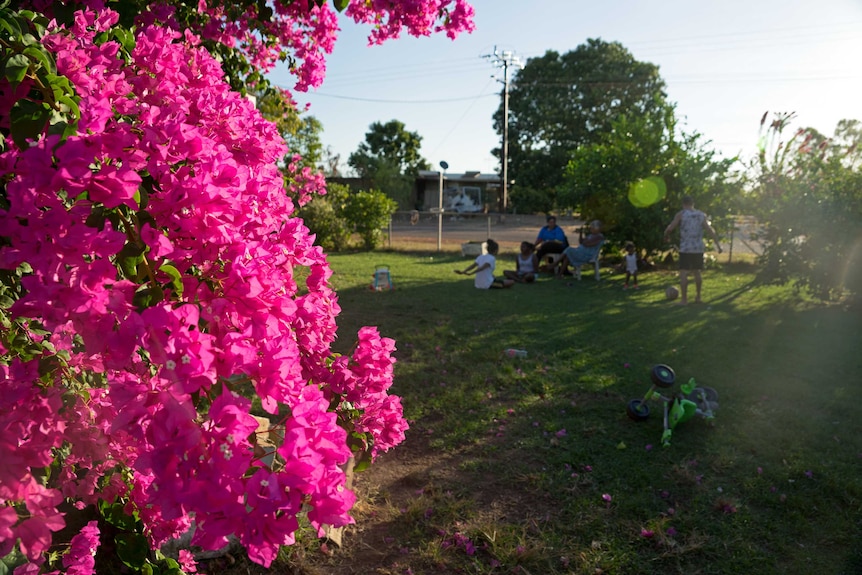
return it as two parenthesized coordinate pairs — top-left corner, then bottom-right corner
(561, 105), (740, 257)
(747, 113), (862, 300)
(349, 119), (431, 177)
(348, 120), (430, 208)
(494, 39), (668, 213)
(0, 1), (474, 572)
(256, 88), (325, 169)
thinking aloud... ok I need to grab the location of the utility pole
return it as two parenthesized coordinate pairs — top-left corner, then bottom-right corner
(484, 47), (523, 216)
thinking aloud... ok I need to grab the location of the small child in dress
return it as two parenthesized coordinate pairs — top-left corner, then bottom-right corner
(504, 241), (539, 283)
(454, 239), (515, 289)
(624, 241), (638, 289)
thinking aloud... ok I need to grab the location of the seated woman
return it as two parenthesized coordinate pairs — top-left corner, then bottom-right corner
(534, 215), (568, 267)
(556, 220), (604, 276)
(504, 241), (539, 283)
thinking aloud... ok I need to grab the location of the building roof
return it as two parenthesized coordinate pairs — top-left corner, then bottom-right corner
(416, 170), (501, 184)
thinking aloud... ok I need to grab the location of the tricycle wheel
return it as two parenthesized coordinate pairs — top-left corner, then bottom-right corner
(626, 399), (650, 421)
(651, 364), (676, 388)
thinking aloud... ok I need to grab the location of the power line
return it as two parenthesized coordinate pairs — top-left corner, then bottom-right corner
(292, 91), (497, 104)
(516, 21), (862, 61)
(320, 61), (489, 88)
(427, 77), (497, 160)
(322, 55), (484, 80)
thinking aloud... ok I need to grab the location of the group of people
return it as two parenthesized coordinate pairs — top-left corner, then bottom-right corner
(455, 195), (721, 305)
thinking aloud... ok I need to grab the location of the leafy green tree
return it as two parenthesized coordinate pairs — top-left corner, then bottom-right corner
(349, 120), (430, 177)
(561, 105), (740, 257)
(256, 88), (324, 169)
(830, 119), (862, 169)
(343, 189), (398, 250)
(495, 39), (668, 213)
(348, 120), (429, 207)
(747, 113), (862, 300)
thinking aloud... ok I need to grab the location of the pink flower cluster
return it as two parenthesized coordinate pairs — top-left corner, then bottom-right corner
(29, 1), (475, 94)
(0, 0), (474, 568)
(346, 0), (476, 45)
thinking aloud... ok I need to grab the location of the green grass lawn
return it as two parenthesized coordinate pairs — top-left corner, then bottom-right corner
(279, 250), (862, 575)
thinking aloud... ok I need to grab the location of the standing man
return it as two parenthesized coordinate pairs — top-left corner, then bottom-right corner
(664, 195), (722, 305)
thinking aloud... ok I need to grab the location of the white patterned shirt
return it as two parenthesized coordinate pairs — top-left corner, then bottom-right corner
(678, 208), (708, 254)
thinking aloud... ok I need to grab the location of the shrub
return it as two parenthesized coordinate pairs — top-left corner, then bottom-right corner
(343, 189), (398, 250)
(299, 183), (352, 251)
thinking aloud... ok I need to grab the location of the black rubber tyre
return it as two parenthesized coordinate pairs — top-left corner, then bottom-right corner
(626, 399), (650, 421)
(651, 364), (676, 388)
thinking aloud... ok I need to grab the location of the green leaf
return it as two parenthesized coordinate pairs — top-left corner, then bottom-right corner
(333, 0), (349, 11)
(117, 242), (146, 280)
(0, 13), (23, 39)
(56, 93), (80, 120)
(115, 533), (149, 569)
(22, 45), (55, 74)
(3, 53), (30, 87)
(353, 456), (371, 473)
(85, 205), (106, 230)
(10, 99), (50, 148)
(99, 501), (140, 531)
(111, 27), (136, 53)
(133, 285), (164, 310)
(159, 263), (184, 298)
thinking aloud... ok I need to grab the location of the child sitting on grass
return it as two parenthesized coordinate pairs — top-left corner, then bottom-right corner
(455, 239), (515, 289)
(504, 241), (539, 283)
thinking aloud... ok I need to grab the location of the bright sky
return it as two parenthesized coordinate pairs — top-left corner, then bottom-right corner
(268, 0), (862, 176)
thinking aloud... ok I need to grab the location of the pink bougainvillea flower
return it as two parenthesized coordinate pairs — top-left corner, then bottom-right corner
(63, 521), (100, 575)
(0, 0), (474, 568)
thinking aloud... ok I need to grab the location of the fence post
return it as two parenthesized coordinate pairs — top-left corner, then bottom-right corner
(728, 219), (734, 264)
(388, 217), (392, 249)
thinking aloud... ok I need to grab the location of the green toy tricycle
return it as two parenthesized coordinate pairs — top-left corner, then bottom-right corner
(626, 364), (718, 447)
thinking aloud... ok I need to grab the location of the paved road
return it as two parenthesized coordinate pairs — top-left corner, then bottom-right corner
(385, 212), (760, 258)
(386, 213), (578, 253)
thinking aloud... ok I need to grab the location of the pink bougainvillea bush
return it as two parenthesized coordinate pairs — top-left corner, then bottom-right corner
(0, 1), (473, 572)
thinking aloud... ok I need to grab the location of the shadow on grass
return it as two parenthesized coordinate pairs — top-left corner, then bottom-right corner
(313, 252), (862, 575)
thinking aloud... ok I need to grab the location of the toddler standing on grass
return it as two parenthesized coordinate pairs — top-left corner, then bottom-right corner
(455, 239), (515, 289)
(624, 241), (639, 289)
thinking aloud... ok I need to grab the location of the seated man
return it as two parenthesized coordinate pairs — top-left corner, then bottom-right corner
(556, 220), (604, 276)
(534, 215), (568, 267)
